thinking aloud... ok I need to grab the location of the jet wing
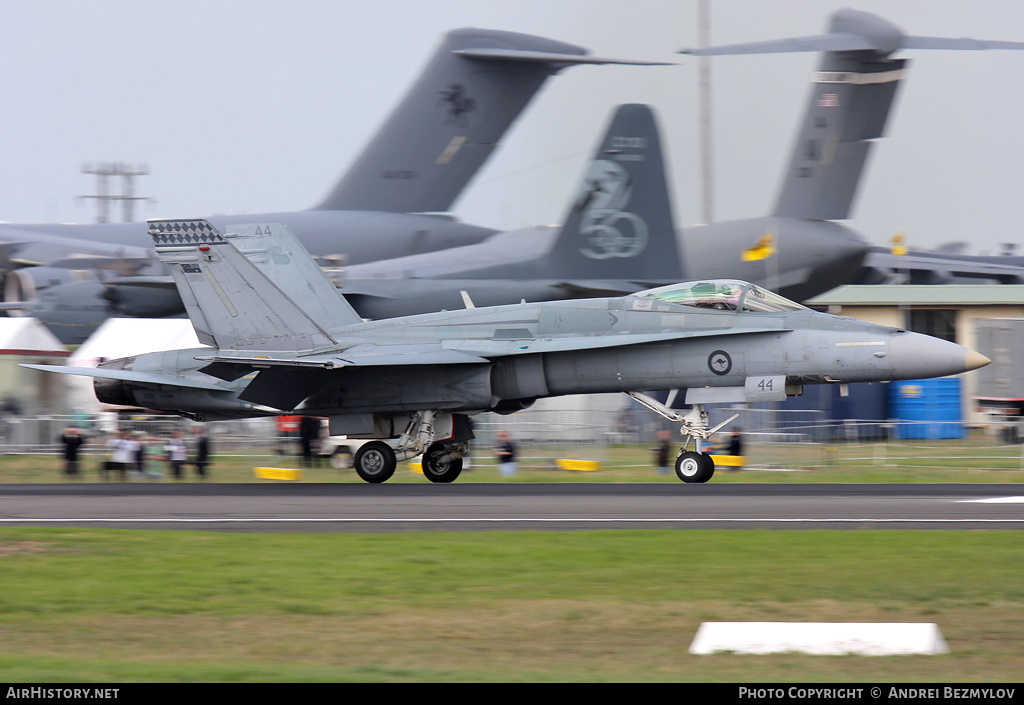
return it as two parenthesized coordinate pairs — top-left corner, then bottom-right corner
(197, 346), (490, 371)
(20, 364), (230, 391)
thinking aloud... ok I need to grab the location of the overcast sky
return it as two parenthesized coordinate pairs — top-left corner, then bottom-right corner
(1, 0), (1022, 254)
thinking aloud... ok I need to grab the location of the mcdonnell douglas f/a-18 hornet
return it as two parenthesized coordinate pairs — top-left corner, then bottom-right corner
(27, 219), (989, 483)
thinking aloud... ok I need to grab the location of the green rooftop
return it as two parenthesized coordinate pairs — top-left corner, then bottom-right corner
(806, 285), (1024, 307)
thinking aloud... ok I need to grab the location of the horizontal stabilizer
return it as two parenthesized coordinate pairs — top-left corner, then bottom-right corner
(681, 34), (875, 55)
(19, 364), (228, 391)
(455, 48), (671, 65)
(901, 36), (1024, 51)
(682, 9), (1024, 58)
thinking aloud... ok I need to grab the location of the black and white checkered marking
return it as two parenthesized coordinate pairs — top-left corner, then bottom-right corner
(148, 219), (225, 247)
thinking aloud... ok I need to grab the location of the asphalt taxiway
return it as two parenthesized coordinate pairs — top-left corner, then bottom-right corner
(0, 483), (1022, 532)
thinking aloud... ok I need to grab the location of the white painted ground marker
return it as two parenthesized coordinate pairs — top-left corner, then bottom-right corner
(960, 497), (1024, 503)
(689, 622), (949, 655)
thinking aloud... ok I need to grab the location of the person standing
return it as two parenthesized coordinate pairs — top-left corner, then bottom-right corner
(190, 426), (211, 480)
(104, 430), (138, 482)
(651, 429), (672, 475)
(727, 429), (744, 472)
(165, 431), (188, 481)
(299, 416), (322, 467)
(142, 435), (165, 481)
(494, 430), (517, 477)
(58, 427), (85, 480)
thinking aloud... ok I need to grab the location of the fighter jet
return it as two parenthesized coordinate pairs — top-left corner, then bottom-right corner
(26, 218), (989, 484)
(2, 28), (663, 343)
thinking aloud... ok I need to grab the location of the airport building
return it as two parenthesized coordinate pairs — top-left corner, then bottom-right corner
(806, 285), (1024, 425)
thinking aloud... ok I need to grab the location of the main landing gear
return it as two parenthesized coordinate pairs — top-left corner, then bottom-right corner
(351, 411), (471, 484)
(627, 392), (738, 484)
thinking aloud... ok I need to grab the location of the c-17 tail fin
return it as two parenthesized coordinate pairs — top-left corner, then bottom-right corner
(541, 103), (683, 283)
(684, 8), (1024, 222)
(771, 46), (905, 221)
(317, 28), (668, 215)
(149, 219), (361, 352)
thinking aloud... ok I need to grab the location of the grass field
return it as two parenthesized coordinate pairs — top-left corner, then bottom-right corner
(4, 439), (1021, 681)
(0, 528), (1021, 682)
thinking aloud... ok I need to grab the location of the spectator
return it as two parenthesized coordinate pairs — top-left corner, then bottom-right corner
(651, 429), (672, 475)
(190, 426), (211, 480)
(104, 430), (138, 482)
(494, 431), (517, 477)
(165, 431), (188, 480)
(58, 427), (85, 480)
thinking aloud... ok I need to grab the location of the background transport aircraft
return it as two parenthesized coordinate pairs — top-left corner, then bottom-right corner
(0, 28), (662, 343)
(856, 246), (1024, 286)
(144, 8), (1024, 323)
(27, 218), (989, 484)
(19, 10), (1024, 343)
(271, 9), (968, 317)
(683, 8), (1024, 290)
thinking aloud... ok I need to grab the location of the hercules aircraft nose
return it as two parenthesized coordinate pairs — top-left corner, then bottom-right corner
(887, 330), (990, 380)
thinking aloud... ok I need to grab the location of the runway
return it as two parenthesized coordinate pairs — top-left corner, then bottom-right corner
(1, 483), (1022, 531)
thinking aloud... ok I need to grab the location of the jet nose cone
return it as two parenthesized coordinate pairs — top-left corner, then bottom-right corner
(965, 350), (991, 372)
(889, 331), (991, 380)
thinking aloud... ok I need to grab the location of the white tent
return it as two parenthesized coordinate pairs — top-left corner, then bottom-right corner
(0, 318), (67, 355)
(0, 318), (69, 415)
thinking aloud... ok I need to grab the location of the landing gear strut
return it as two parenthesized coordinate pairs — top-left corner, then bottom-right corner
(628, 392), (737, 484)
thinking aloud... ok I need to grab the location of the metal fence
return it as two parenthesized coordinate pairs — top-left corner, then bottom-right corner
(6, 410), (1024, 473)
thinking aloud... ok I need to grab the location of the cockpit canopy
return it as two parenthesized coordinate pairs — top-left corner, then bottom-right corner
(635, 280), (807, 313)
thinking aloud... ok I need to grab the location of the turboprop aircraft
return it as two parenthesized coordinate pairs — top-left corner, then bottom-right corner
(2, 27), (662, 343)
(25, 218), (989, 484)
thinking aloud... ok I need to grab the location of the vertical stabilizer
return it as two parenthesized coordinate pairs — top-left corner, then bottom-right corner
(149, 220), (354, 352)
(221, 222), (363, 333)
(542, 103), (682, 281)
(684, 9), (1024, 223)
(317, 28), (664, 214)
(771, 53), (906, 221)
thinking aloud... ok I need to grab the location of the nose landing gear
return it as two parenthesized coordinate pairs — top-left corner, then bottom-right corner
(627, 392), (737, 484)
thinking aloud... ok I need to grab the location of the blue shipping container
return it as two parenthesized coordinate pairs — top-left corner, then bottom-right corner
(888, 378), (964, 439)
